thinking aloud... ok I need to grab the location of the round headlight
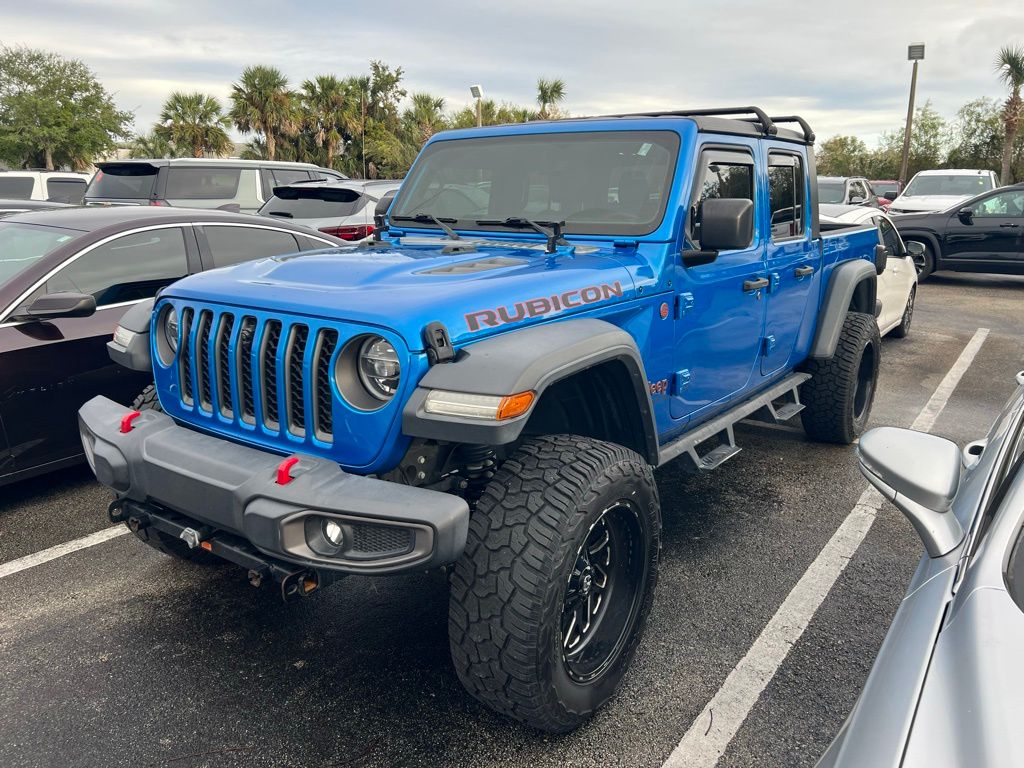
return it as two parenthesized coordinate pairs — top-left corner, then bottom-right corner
(357, 336), (400, 401)
(163, 307), (179, 353)
(323, 519), (345, 547)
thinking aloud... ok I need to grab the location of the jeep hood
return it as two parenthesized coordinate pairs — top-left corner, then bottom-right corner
(164, 239), (640, 349)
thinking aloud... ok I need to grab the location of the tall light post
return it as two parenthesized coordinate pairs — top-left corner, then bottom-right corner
(899, 42), (925, 187)
(470, 84), (484, 127)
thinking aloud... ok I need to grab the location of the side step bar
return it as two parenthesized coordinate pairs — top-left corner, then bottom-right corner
(657, 373), (810, 472)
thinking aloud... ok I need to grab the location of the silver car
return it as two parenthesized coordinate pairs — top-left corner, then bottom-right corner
(818, 371), (1024, 767)
(257, 179), (401, 242)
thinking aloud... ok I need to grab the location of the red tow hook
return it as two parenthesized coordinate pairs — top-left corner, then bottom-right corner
(119, 410), (142, 433)
(276, 456), (300, 485)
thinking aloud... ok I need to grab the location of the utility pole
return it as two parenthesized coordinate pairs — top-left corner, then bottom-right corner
(899, 43), (925, 187)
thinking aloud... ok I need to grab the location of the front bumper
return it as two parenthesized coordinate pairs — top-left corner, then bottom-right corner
(79, 396), (469, 575)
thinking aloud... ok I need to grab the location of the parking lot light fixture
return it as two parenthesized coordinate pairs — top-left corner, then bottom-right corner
(899, 43), (925, 187)
(470, 84), (484, 127)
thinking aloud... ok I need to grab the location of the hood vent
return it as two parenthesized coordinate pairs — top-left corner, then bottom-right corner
(420, 256), (527, 276)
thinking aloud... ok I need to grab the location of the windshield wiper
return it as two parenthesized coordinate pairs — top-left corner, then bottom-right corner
(475, 217), (567, 254)
(391, 213), (461, 240)
(266, 211), (293, 218)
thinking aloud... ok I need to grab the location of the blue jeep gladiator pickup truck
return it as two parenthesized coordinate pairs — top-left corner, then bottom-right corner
(81, 107), (885, 732)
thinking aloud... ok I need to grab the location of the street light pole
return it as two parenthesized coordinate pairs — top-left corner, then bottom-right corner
(470, 84), (484, 127)
(899, 43), (925, 187)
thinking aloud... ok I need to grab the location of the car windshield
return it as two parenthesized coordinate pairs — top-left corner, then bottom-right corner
(390, 130), (680, 237)
(260, 186), (364, 219)
(87, 165), (158, 199)
(904, 174), (994, 197)
(817, 181), (847, 204)
(0, 222), (81, 286)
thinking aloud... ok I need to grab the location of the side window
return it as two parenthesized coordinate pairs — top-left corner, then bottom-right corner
(768, 153), (805, 241)
(203, 225), (300, 268)
(165, 167), (242, 200)
(690, 150), (754, 247)
(272, 169), (314, 187)
(973, 190), (1024, 218)
(45, 178), (87, 204)
(35, 228), (188, 307)
(877, 217), (903, 254)
(848, 180), (866, 202)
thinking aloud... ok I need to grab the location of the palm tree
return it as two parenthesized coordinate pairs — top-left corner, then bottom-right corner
(403, 92), (447, 147)
(155, 92), (231, 158)
(129, 131), (178, 159)
(995, 45), (1024, 183)
(536, 78), (566, 120)
(229, 65), (297, 161)
(301, 75), (354, 169)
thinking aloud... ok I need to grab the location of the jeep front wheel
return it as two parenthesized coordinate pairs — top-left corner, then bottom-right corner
(448, 435), (660, 732)
(800, 311), (881, 444)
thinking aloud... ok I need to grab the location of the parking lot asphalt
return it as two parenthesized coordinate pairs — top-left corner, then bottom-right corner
(1, 271), (1022, 768)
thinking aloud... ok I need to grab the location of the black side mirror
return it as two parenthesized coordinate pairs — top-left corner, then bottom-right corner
(905, 241), (925, 257)
(15, 291), (96, 322)
(372, 190), (398, 241)
(682, 198), (754, 267)
(957, 206), (974, 222)
(873, 244), (888, 275)
(884, 191), (898, 201)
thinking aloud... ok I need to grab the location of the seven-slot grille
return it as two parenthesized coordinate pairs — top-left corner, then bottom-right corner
(175, 309), (340, 443)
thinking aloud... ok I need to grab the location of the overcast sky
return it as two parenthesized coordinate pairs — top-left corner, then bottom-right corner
(3, 0), (1022, 145)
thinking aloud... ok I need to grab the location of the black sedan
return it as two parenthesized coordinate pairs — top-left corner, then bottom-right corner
(893, 183), (1024, 280)
(0, 207), (343, 486)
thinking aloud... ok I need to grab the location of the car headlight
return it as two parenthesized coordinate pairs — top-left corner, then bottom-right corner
(357, 336), (401, 401)
(163, 307), (179, 353)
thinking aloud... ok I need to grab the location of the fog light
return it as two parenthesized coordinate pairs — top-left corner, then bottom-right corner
(323, 518), (345, 547)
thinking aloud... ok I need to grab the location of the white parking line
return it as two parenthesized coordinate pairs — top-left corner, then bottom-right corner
(0, 525), (129, 580)
(662, 326), (990, 768)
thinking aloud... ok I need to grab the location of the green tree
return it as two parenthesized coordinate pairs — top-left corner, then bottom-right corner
(536, 77), (566, 120)
(872, 101), (948, 180)
(155, 91), (231, 158)
(229, 65), (297, 161)
(129, 131), (180, 159)
(816, 135), (870, 176)
(0, 46), (133, 169)
(994, 45), (1024, 184)
(402, 92), (447, 147)
(301, 74), (355, 170)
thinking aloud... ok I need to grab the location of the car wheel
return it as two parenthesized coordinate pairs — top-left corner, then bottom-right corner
(889, 286), (915, 339)
(448, 435), (660, 732)
(800, 312), (881, 444)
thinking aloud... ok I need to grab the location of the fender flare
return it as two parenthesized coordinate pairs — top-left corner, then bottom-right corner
(106, 298), (155, 372)
(402, 318), (659, 464)
(809, 259), (877, 359)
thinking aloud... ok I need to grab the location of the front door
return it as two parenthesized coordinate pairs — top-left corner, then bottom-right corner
(762, 150), (817, 375)
(943, 188), (1024, 265)
(671, 145), (766, 421)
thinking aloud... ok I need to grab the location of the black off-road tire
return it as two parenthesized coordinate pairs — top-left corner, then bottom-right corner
(889, 286), (915, 339)
(800, 312), (881, 444)
(448, 435), (660, 733)
(128, 384), (214, 563)
(131, 383), (162, 413)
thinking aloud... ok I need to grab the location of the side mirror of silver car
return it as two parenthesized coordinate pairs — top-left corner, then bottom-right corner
(858, 427), (965, 558)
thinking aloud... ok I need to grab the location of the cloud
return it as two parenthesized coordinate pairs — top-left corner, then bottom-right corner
(2, 0), (1022, 144)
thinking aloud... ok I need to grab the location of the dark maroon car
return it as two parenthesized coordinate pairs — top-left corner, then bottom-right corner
(0, 207), (343, 486)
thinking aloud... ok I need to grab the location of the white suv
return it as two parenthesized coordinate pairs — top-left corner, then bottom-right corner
(0, 170), (93, 204)
(888, 169), (999, 214)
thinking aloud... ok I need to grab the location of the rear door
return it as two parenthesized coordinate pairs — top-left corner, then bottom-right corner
(761, 149), (818, 375)
(671, 144), (766, 421)
(0, 226), (195, 473)
(195, 224), (302, 269)
(163, 166), (261, 211)
(943, 188), (1024, 266)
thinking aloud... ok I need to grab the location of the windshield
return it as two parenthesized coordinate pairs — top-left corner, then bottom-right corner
(872, 181), (899, 195)
(87, 165), (158, 199)
(0, 222), (80, 286)
(817, 181), (846, 204)
(391, 130), (680, 237)
(260, 187), (364, 219)
(904, 174), (994, 197)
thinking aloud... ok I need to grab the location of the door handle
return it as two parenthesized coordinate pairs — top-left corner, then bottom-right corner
(794, 266), (815, 277)
(743, 277), (770, 292)
(999, 223), (1020, 228)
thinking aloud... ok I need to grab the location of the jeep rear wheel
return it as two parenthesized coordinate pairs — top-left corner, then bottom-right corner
(800, 311), (880, 444)
(448, 435), (660, 732)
